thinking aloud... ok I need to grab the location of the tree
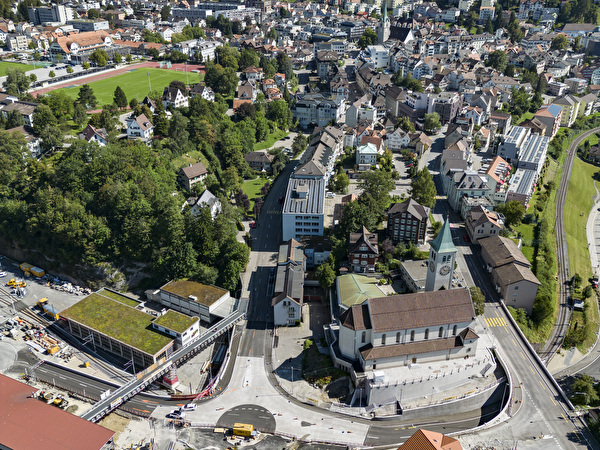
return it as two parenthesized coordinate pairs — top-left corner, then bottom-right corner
(29, 73), (37, 83)
(316, 261), (336, 289)
(358, 169), (394, 215)
(3, 67), (31, 96)
(5, 109), (24, 129)
(49, 70), (55, 78)
(572, 36), (582, 52)
(392, 72), (423, 92)
(279, 6), (291, 17)
(398, 116), (415, 133)
(410, 167), (436, 208)
(113, 86), (127, 109)
(160, 4), (171, 21)
(32, 104), (57, 136)
(582, 285), (594, 299)
(332, 172), (349, 192)
(39, 124), (63, 152)
(484, 16), (494, 33)
(168, 111), (189, 149)
(507, 13), (524, 43)
(89, 49), (108, 67)
(266, 100), (292, 130)
(114, 53), (122, 64)
(82, 62), (90, 70)
(77, 84), (97, 109)
(266, 27), (277, 40)
(469, 287), (485, 316)
(504, 64), (515, 78)
(358, 28), (377, 49)
(571, 374), (599, 405)
(487, 50), (507, 73)
(73, 103), (87, 127)
(292, 132), (308, 155)
(572, 273), (583, 289)
(423, 112), (441, 134)
(551, 34), (569, 51)
(169, 80), (187, 96)
(87, 8), (99, 19)
(496, 200), (526, 228)
(221, 166), (240, 196)
(126, 54), (132, 63)
(66, 66), (73, 74)
(239, 48), (259, 71)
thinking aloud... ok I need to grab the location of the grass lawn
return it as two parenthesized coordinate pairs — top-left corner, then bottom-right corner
(241, 177), (269, 214)
(171, 149), (210, 173)
(53, 68), (202, 106)
(515, 112), (535, 125)
(0, 61), (34, 76)
(254, 128), (289, 151)
(565, 157), (597, 283)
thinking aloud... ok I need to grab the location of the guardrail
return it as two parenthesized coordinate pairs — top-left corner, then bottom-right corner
(82, 310), (245, 422)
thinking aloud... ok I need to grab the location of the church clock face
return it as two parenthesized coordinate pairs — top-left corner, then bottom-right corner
(429, 261), (435, 272)
(439, 264), (451, 276)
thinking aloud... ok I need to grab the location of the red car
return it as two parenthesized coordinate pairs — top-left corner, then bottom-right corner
(463, 234), (470, 243)
(250, 222), (257, 229)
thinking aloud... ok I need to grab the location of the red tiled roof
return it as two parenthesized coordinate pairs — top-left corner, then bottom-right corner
(0, 374), (114, 450)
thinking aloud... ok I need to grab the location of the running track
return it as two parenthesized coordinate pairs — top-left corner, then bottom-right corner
(33, 61), (205, 97)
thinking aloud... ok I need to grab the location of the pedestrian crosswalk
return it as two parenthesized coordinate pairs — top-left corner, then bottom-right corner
(484, 316), (507, 327)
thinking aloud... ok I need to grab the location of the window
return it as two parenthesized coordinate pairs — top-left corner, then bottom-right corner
(381, 334), (386, 345)
(396, 332), (400, 343)
(361, 331), (366, 343)
(452, 325), (457, 336)
(424, 329), (429, 340)
(410, 330), (415, 342)
(439, 327), (443, 338)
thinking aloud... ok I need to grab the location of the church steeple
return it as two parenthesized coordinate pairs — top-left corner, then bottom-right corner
(377, 0), (390, 44)
(425, 217), (458, 292)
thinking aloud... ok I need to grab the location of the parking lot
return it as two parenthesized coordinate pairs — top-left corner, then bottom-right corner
(0, 255), (89, 320)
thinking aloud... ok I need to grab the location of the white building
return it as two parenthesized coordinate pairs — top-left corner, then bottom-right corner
(272, 239), (305, 326)
(364, 45), (390, 69)
(126, 114), (153, 140)
(356, 142), (378, 170)
(281, 177), (325, 241)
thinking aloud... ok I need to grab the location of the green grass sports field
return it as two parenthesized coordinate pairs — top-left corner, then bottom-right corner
(54, 68), (202, 106)
(0, 61), (34, 76)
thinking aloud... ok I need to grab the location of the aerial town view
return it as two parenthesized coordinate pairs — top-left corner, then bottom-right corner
(3, 0), (600, 448)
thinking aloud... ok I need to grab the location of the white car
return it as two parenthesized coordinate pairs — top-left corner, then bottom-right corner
(182, 403), (197, 411)
(0, 272), (6, 278)
(166, 410), (185, 419)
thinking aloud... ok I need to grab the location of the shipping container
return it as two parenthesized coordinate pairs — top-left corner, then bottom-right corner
(30, 267), (45, 277)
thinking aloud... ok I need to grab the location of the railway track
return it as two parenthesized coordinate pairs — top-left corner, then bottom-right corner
(539, 127), (600, 363)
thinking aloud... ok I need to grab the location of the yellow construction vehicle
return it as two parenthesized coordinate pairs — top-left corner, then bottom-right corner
(6, 278), (26, 288)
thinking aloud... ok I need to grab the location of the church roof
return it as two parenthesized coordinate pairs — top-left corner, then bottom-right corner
(429, 218), (457, 254)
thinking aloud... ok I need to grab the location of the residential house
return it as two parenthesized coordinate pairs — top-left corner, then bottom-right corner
(244, 150), (275, 172)
(244, 65), (264, 82)
(387, 198), (430, 245)
(356, 143), (378, 171)
(78, 124), (108, 146)
(349, 226), (379, 273)
(190, 190), (221, 219)
(447, 170), (491, 212)
(479, 235), (540, 312)
(465, 206), (504, 243)
(7, 126), (42, 158)
(272, 239), (305, 326)
(497, 126), (531, 163)
(162, 87), (189, 109)
(552, 95), (580, 127)
(292, 93), (345, 128)
(578, 93), (598, 117)
(386, 127), (411, 152)
(126, 114), (153, 140)
(189, 84), (215, 101)
(505, 168), (537, 207)
(534, 104), (562, 138)
(179, 162), (208, 192)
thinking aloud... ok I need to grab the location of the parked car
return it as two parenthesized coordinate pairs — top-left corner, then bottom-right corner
(326, 192), (335, 198)
(0, 272), (6, 278)
(166, 410), (185, 419)
(463, 234), (470, 243)
(182, 403), (197, 411)
(250, 221), (257, 228)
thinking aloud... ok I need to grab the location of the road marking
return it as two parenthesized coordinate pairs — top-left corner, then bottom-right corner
(79, 383), (88, 387)
(142, 399), (159, 404)
(484, 317), (507, 327)
(539, 380), (546, 390)
(132, 408), (151, 413)
(529, 366), (534, 374)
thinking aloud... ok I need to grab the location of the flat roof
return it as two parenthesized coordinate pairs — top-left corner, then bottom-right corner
(0, 374), (114, 450)
(338, 274), (387, 308)
(153, 310), (198, 333)
(518, 134), (549, 166)
(161, 280), (228, 306)
(507, 168), (537, 195)
(283, 177), (325, 215)
(61, 292), (173, 356)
